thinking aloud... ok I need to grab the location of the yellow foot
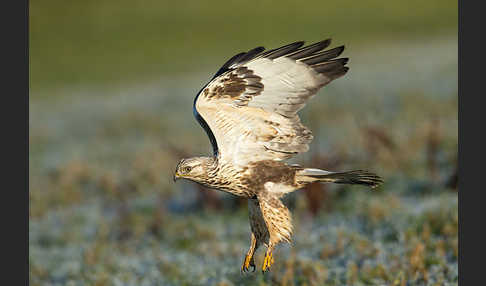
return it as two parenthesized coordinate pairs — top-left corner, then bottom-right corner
(262, 251), (274, 273)
(241, 254), (255, 273)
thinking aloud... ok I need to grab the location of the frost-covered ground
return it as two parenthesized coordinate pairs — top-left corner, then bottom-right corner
(30, 37), (457, 285)
(30, 192), (457, 286)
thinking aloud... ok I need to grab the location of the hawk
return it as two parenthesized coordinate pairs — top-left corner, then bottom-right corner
(173, 39), (383, 273)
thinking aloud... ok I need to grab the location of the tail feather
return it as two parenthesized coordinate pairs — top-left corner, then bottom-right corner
(297, 169), (383, 188)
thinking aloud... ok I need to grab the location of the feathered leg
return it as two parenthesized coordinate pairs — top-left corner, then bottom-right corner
(242, 199), (267, 272)
(257, 192), (293, 273)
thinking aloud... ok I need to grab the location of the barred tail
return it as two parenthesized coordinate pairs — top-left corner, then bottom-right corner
(296, 168), (383, 188)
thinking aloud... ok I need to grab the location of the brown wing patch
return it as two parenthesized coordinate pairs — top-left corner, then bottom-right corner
(202, 67), (264, 103)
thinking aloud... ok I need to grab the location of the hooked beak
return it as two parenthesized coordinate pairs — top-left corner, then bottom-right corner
(173, 172), (180, 182)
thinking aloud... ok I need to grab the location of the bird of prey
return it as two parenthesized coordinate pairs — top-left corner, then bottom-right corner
(173, 39), (383, 273)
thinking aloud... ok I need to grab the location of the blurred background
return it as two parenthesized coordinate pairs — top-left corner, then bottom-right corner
(30, 0), (457, 285)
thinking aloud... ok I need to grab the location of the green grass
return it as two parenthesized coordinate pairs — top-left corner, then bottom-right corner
(30, 0), (457, 94)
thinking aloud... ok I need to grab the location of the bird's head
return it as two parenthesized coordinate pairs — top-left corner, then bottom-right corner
(173, 157), (214, 183)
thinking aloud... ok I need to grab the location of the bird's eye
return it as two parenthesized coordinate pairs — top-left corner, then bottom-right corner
(183, 166), (192, 173)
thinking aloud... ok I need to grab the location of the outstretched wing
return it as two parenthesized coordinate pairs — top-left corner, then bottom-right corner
(194, 39), (348, 166)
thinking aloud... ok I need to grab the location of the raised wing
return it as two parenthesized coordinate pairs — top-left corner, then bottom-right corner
(193, 39), (348, 166)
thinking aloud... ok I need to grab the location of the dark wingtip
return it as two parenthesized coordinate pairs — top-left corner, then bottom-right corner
(263, 41), (306, 60)
(238, 46), (266, 63)
(356, 170), (384, 189)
